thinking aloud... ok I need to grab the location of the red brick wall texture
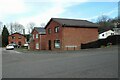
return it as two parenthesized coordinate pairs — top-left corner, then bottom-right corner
(30, 29), (46, 50)
(29, 19), (98, 50)
(45, 20), (98, 50)
(8, 33), (26, 46)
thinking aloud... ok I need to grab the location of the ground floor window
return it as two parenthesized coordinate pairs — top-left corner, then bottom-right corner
(36, 43), (39, 49)
(54, 40), (60, 48)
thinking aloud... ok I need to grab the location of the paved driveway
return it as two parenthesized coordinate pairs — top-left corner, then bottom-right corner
(2, 46), (118, 78)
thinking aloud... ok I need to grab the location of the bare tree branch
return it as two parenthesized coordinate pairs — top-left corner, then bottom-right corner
(27, 22), (35, 34)
(10, 22), (24, 34)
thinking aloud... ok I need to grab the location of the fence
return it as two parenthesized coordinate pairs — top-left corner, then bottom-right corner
(81, 35), (120, 49)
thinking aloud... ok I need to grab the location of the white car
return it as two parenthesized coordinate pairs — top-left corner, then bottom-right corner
(6, 44), (14, 50)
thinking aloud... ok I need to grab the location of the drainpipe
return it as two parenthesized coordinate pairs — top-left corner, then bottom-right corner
(40, 34), (41, 50)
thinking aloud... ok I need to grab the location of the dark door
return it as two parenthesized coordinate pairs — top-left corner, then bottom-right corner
(48, 40), (51, 50)
(18, 41), (21, 46)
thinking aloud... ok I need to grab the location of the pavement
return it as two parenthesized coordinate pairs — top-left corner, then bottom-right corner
(2, 46), (118, 78)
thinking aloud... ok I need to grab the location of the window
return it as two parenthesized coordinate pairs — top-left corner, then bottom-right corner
(54, 26), (59, 33)
(102, 34), (104, 36)
(54, 40), (60, 48)
(48, 28), (51, 34)
(12, 36), (15, 39)
(36, 43), (39, 49)
(36, 34), (38, 38)
(111, 33), (114, 35)
(33, 34), (34, 39)
(18, 36), (22, 39)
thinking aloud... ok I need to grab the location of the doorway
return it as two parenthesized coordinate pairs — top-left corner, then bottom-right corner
(48, 40), (51, 50)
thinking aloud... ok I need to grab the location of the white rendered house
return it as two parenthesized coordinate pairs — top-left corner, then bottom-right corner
(99, 30), (114, 39)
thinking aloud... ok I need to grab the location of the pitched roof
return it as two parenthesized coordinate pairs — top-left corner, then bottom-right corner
(45, 18), (100, 28)
(34, 27), (46, 34)
(9, 32), (25, 37)
(98, 26), (114, 34)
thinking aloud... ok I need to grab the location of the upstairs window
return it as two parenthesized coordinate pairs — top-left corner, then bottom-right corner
(48, 28), (51, 34)
(18, 36), (22, 39)
(54, 40), (60, 48)
(12, 36), (15, 39)
(55, 26), (59, 33)
(36, 34), (38, 38)
(33, 34), (34, 39)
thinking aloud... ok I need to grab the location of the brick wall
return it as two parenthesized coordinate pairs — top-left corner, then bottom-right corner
(40, 34), (46, 50)
(45, 21), (98, 50)
(62, 27), (98, 50)
(8, 33), (26, 46)
(30, 29), (46, 50)
(46, 20), (63, 50)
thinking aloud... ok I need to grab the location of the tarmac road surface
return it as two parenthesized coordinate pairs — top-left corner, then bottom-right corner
(2, 46), (118, 78)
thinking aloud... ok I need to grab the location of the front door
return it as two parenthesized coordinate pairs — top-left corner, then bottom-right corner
(48, 40), (51, 50)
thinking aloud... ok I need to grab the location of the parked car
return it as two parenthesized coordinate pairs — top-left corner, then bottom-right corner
(11, 43), (19, 48)
(24, 43), (28, 47)
(6, 44), (14, 50)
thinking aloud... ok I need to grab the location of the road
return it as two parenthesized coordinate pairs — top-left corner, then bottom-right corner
(2, 46), (118, 78)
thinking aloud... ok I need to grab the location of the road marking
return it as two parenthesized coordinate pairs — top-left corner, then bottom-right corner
(2, 48), (22, 54)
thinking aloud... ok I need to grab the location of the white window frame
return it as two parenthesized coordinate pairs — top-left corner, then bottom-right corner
(54, 40), (60, 48)
(55, 26), (59, 33)
(33, 34), (34, 39)
(36, 43), (39, 49)
(36, 34), (38, 38)
(18, 36), (22, 39)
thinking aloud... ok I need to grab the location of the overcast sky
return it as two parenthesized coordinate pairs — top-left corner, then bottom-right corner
(0, 0), (119, 32)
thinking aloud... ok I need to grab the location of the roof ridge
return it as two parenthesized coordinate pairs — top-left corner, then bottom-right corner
(52, 18), (86, 21)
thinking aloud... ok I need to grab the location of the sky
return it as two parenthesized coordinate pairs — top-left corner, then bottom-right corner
(0, 0), (119, 33)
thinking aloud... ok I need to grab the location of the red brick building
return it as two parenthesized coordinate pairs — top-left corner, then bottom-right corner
(29, 27), (46, 50)
(8, 32), (26, 46)
(45, 18), (99, 50)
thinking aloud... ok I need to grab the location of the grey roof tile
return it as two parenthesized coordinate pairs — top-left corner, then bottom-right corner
(34, 27), (46, 34)
(52, 18), (100, 28)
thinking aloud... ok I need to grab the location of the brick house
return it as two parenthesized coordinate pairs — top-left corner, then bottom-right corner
(29, 27), (46, 50)
(45, 18), (100, 50)
(8, 32), (26, 46)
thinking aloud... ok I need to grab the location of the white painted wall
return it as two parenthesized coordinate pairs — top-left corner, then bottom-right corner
(99, 30), (114, 39)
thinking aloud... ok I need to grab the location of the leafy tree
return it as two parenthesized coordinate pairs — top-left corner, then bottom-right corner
(2, 25), (9, 47)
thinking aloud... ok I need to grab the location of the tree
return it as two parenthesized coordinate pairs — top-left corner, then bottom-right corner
(96, 15), (113, 27)
(97, 16), (120, 33)
(10, 22), (24, 34)
(2, 25), (9, 47)
(27, 22), (35, 34)
(40, 23), (46, 28)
